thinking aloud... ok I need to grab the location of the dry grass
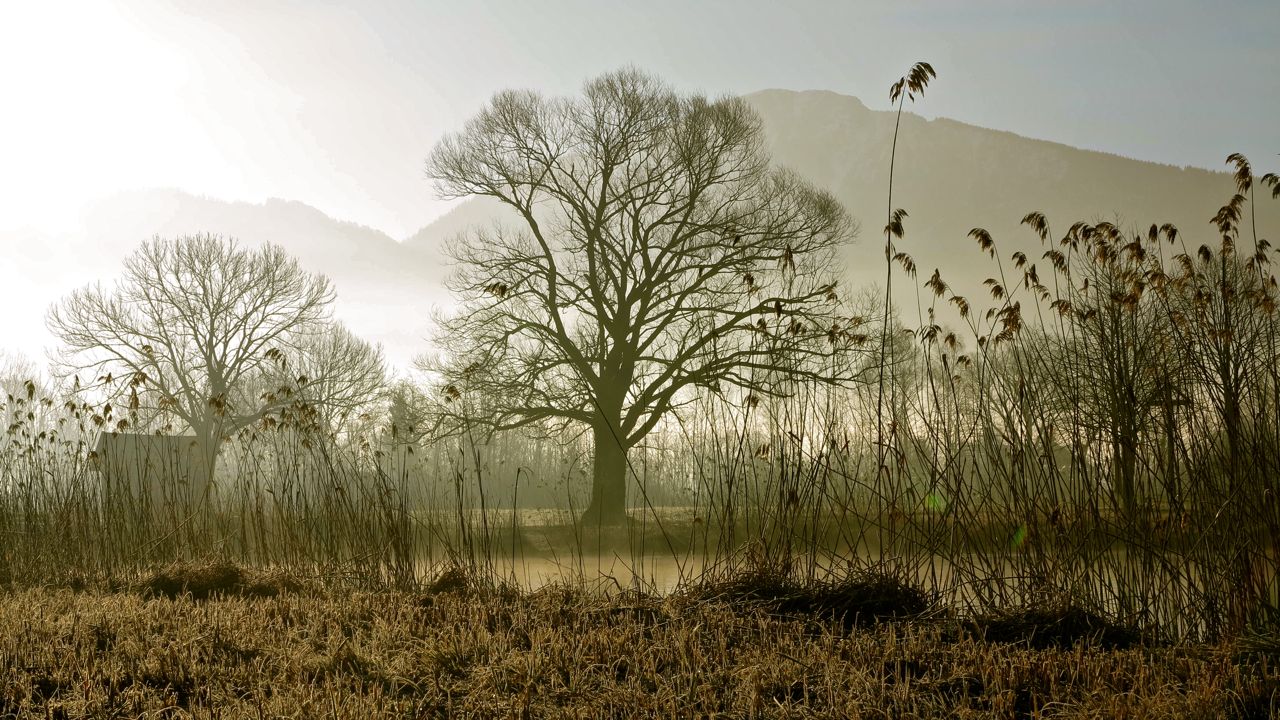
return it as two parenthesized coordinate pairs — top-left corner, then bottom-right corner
(691, 565), (933, 630)
(0, 568), (1276, 718)
(138, 560), (311, 601)
(2, 73), (1279, 715)
(972, 604), (1147, 651)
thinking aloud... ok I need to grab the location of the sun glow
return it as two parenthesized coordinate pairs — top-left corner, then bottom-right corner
(0, 1), (227, 231)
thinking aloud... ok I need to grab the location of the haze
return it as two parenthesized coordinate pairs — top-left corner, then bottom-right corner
(1, 0), (1277, 368)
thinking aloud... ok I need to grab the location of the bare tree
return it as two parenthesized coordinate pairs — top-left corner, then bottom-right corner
(279, 322), (387, 441)
(47, 234), (383, 495)
(422, 69), (859, 525)
(386, 378), (431, 448)
(1037, 220), (1178, 517)
(1164, 228), (1275, 492)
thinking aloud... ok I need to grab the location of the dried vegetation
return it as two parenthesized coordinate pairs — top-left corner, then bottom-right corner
(1, 566), (1278, 718)
(2, 64), (1280, 714)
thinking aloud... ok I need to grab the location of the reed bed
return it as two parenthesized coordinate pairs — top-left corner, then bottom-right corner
(2, 171), (1279, 717)
(3, 187), (1279, 644)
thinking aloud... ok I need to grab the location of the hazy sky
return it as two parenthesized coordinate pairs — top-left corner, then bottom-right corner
(1, 0), (1277, 239)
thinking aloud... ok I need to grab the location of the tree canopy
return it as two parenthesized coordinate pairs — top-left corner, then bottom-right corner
(48, 234), (386, 494)
(422, 69), (861, 524)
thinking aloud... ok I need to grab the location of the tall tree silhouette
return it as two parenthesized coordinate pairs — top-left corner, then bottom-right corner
(423, 69), (861, 525)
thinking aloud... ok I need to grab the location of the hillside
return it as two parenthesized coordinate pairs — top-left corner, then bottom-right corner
(747, 90), (1274, 311)
(2, 191), (451, 370)
(406, 89), (1279, 334)
(8, 90), (1277, 370)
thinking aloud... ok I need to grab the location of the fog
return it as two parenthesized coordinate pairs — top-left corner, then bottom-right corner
(3, 1), (1277, 369)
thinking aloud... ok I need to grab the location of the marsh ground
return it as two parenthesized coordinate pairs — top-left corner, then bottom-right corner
(1, 564), (1276, 719)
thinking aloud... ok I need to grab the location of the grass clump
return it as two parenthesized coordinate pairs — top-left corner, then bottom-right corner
(1236, 624), (1280, 664)
(139, 560), (303, 601)
(974, 601), (1145, 650)
(694, 564), (931, 628)
(422, 563), (483, 595)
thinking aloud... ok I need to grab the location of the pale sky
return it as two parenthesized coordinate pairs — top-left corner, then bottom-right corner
(1, 0), (1276, 239)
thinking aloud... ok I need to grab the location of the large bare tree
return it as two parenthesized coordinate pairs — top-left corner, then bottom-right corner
(423, 69), (859, 525)
(48, 234), (385, 493)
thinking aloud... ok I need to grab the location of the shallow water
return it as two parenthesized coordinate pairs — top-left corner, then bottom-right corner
(413, 540), (1276, 640)
(494, 553), (706, 592)
(407, 508), (1277, 639)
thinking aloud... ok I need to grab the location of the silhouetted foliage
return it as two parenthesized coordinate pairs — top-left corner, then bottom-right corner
(422, 69), (860, 524)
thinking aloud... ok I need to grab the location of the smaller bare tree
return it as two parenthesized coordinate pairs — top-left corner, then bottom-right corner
(276, 322), (388, 441)
(48, 234), (384, 494)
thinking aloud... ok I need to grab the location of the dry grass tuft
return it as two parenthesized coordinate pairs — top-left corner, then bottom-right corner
(422, 563), (483, 596)
(693, 565), (931, 628)
(139, 560), (305, 601)
(974, 602), (1145, 650)
(1230, 675), (1280, 720)
(1237, 624), (1280, 664)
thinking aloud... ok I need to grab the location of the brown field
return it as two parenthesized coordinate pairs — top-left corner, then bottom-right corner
(1, 563), (1277, 719)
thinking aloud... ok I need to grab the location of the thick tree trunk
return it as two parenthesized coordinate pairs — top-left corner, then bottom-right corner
(191, 422), (221, 510)
(1162, 393), (1181, 514)
(1109, 389), (1138, 519)
(581, 423), (628, 526)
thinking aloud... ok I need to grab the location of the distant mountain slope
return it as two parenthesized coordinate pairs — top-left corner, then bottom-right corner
(4, 190), (450, 370)
(745, 89), (1274, 309)
(8, 90), (1277, 372)
(401, 196), (514, 257)
(406, 89), (1279, 332)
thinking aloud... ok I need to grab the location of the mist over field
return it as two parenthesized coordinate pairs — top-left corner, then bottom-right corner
(2, 2), (1279, 716)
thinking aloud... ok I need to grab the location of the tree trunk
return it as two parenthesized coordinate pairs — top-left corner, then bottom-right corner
(1109, 384), (1138, 519)
(1224, 381), (1242, 493)
(581, 423), (628, 526)
(1162, 392), (1182, 515)
(1116, 432), (1137, 519)
(191, 421), (221, 510)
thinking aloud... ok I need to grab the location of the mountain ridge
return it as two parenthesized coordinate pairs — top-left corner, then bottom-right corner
(6, 88), (1276, 370)
(748, 88), (1225, 175)
(404, 88), (1276, 330)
